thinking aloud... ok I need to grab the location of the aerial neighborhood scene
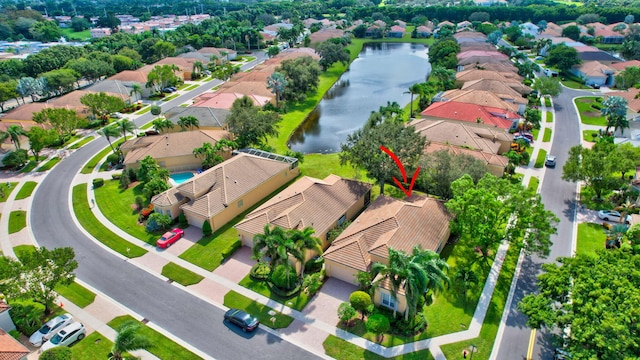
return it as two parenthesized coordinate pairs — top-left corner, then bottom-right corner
(1, 0), (640, 359)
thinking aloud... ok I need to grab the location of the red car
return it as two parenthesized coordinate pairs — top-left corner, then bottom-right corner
(156, 228), (184, 248)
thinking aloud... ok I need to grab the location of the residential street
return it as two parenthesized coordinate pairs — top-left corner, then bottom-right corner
(492, 86), (598, 359)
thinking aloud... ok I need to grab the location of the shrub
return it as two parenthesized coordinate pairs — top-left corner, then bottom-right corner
(202, 219), (212, 236)
(145, 217), (160, 232)
(270, 264), (298, 290)
(150, 105), (162, 115)
(140, 204), (154, 218)
(304, 256), (324, 274)
(92, 178), (104, 188)
(355, 271), (374, 294)
(111, 172), (122, 180)
(269, 282), (301, 298)
(366, 313), (391, 342)
(3, 149), (28, 168)
(135, 196), (145, 211)
(8, 329), (20, 340)
(119, 173), (130, 189)
(9, 300), (45, 335)
(222, 240), (241, 259)
(40, 347), (73, 360)
(178, 212), (188, 228)
(302, 271), (324, 295)
(337, 302), (357, 326)
(350, 291), (372, 320)
(106, 153), (120, 165)
(250, 262), (271, 281)
(127, 168), (137, 182)
(146, 212), (171, 232)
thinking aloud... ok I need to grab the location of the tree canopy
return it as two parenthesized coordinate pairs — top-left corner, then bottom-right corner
(545, 44), (581, 72)
(316, 41), (350, 71)
(226, 96), (281, 148)
(276, 56), (321, 102)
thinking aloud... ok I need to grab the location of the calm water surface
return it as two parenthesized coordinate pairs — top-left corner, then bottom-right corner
(288, 42), (431, 154)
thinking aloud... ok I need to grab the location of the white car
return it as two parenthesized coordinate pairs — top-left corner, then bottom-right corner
(597, 210), (631, 224)
(29, 314), (74, 347)
(40, 322), (86, 353)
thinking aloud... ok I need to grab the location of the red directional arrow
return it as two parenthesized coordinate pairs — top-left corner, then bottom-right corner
(380, 145), (421, 197)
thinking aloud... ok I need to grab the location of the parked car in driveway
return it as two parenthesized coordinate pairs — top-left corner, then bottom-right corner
(224, 308), (259, 332)
(156, 228), (184, 248)
(40, 322), (86, 352)
(597, 210), (631, 224)
(29, 314), (74, 347)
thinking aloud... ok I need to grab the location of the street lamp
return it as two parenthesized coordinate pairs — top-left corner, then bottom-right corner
(469, 344), (477, 360)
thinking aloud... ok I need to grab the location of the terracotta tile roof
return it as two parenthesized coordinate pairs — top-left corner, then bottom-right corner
(425, 143), (509, 168)
(192, 91), (271, 109)
(309, 28), (345, 44)
(108, 70), (150, 83)
(458, 55), (512, 66)
(1, 102), (58, 122)
(324, 195), (452, 272)
(466, 62), (519, 73)
(594, 27), (624, 38)
(420, 101), (520, 129)
(458, 50), (508, 61)
(198, 47), (236, 56)
(151, 187), (186, 206)
(177, 51), (213, 63)
(461, 78), (531, 96)
(235, 174), (372, 239)
(49, 90), (128, 110)
(609, 60), (640, 71)
(459, 42), (496, 52)
(572, 61), (615, 77)
(441, 89), (527, 109)
(0, 329), (29, 360)
(409, 118), (511, 154)
(438, 21), (454, 27)
(178, 152), (292, 218)
(453, 31), (486, 41)
(456, 69), (522, 83)
(416, 26), (432, 34)
(121, 129), (230, 165)
(389, 25), (405, 33)
(606, 88), (640, 112)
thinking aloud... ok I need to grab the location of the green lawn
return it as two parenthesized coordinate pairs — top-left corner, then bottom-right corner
(323, 335), (434, 360)
(299, 153), (367, 180)
(55, 281), (96, 308)
(107, 315), (200, 360)
(134, 106), (151, 115)
(72, 184), (146, 258)
(60, 28), (91, 41)
(0, 182), (18, 202)
(15, 181), (37, 200)
(534, 149), (547, 168)
(583, 130), (599, 142)
(161, 262), (204, 286)
(545, 111), (553, 123)
(20, 160), (39, 173)
(162, 93), (180, 102)
(94, 180), (159, 245)
(576, 222), (607, 256)
(13, 244), (35, 260)
(528, 176), (539, 193)
(544, 96), (551, 107)
(36, 157), (61, 172)
(531, 128), (539, 141)
(183, 84), (199, 91)
(238, 274), (312, 312)
(561, 79), (591, 90)
(8, 210), (26, 234)
(543, 128), (552, 142)
(71, 332), (114, 360)
(81, 138), (126, 174)
(68, 136), (95, 149)
(574, 97), (607, 126)
(223, 290), (294, 329)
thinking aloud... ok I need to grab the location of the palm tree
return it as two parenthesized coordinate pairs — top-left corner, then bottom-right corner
(252, 225), (289, 268)
(117, 119), (137, 139)
(454, 267), (479, 301)
(0, 130), (8, 146)
(97, 125), (121, 154)
(192, 142), (223, 169)
(129, 84), (143, 102)
(289, 226), (323, 279)
(177, 116), (199, 131)
(405, 83), (422, 119)
(266, 72), (287, 108)
(109, 321), (151, 360)
(192, 61), (205, 78)
(152, 118), (174, 134)
(6, 125), (26, 150)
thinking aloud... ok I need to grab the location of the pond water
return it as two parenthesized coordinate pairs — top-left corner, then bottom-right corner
(288, 42), (431, 154)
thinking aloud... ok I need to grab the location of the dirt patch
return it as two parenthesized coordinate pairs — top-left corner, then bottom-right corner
(584, 111), (602, 117)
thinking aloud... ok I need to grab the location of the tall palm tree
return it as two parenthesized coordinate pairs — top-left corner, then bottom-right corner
(97, 125), (121, 154)
(252, 225), (289, 268)
(117, 119), (137, 139)
(129, 84), (143, 102)
(152, 118), (174, 134)
(109, 321), (151, 360)
(192, 142), (222, 169)
(177, 116), (199, 131)
(289, 226), (323, 279)
(266, 72), (287, 108)
(6, 125), (26, 150)
(192, 61), (204, 78)
(405, 83), (422, 119)
(0, 130), (8, 146)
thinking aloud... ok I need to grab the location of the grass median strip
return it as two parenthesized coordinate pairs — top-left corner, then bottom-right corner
(108, 315), (201, 360)
(534, 149), (547, 168)
(72, 184), (146, 258)
(161, 262), (204, 286)
(183, 84), (199, 91)
(545, 110), (553, 123)
(0, 182), (18, 202)
(162, 93), (180, 102)
(68, 136), (94, 149)
(15, 181), (37, 200)
(81, 138), (126, 174)
(8, 210), (26, 234)
(223, 290), (294, 329)
(528, 176), (539, 192)
(323, 335), (433, 360)
(134, 106), (151, 115)
(543, 128), (552, 142)
(36, 157), (61, 172)
(55, 281), (96, 308)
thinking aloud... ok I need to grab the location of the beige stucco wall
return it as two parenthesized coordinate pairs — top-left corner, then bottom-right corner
(325, 260), (360, 285)
(487, 163), (505, 178)
(155, 200), (188, 220)
(373, 287), (408, 316)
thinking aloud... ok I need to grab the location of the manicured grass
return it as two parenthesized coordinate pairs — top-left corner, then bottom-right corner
(534, 149), (547, 168)
(60, 28), (91, 40)
(531, 128), (539, 141)
(108, 315), (200, 360)
(239, 274), (312, 312)
(134, 106), (151, 115)
(81, 138), (126, 174)
(161, 262), (204, 286)
(94, 180), (159, 245)
(223, 290), (294, 329)
(183, 84), (199, 91)
(323, 335), (434, 360)
(545, 110), (553, 122)
(0, 182), (18, 202)
(68, 136), (94, 149)
(71, 332), (114, 360)
(15, 181), (37, 200)
(544, 96), (551, 107)
(576, 222), (607, 256)
(561, 79), (591, 89)
(19, 160), (39, 173)
(8, 210), (26, 234)
(72, 184), (146, 258)
(140, 121), (155, 130)
(55, 281), (96, 308)
(528, 176), (539, 193)
(13, 244), (35, 260)
(579, 185), (615, 211)
(543, 128), (552, 142)
(299, 153), (368, 180)
(36, 156), (61, 172)
(583, 130), (600, 142)
(574, 97), (607, 126)
(162, 93), (180, 102)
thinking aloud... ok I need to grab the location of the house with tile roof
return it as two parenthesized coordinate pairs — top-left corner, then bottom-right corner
(387, 25), (405, 38)
(461, 78), (531, 97)
(420, 101), (520, 131)
(86, 80), (138, 102)
(0, 301), (15, 332)
(0, 329), (28, 360)
(197, 47), (237, 62)
(324, 195), (453, 314)
(455, 69), (523, 86)
(573, 45), (622, 64)
(606, 88), (640, 113)
(152, 150), (299, 228)
(609, 60), (640, 72)
(437, 89), (525, 114)
(416, 26), (432, 38)
(120, 129), (231, 172)
(570, 61), (616, 87)
(464, 62), (519, 73)
(235, 174), (372, 251)
(164, 106), (230, 130)
(191, 91), (272, 109)
(594, 27), (625, 44)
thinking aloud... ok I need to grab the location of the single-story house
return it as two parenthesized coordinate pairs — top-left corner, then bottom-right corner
(415, 26), (432, 38)
(606, 88), (640, 114)
(0, 302), (15, 331)
(456, 21), (473, 31)
(365, 25), (384, 38)
(573, 45), (622, 64)
(197, 47), (237, 62)
(570, 61), (616, 87)
(152, 149), (299, 227)
(387, 25), (405, 38)
(455, 69), (523, 86)
(324, 195), (453, 315)
(309, 28), (345, 45)
(420, 100), (521, 131)
(191, 91), (272, 109)
(461, 78), (531, 97)
(0, 329), (28, 360)
(437, 89), (526, 114)
(121, 129), (231, 172)
(235, 174), (372, 251)
(610, 60), (640, 72)
(86, 80), (137, 103)
(164, 106), (230, 130)
(594, 28), (625, 44)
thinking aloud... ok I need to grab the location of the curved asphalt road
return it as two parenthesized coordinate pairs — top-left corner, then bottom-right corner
(493, 86), (599, 359)
(31, 53), (321, 360)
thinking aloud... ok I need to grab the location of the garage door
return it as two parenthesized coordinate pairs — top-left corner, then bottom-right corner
(325, 261), (358, 285)
(187, 215), (205, 229)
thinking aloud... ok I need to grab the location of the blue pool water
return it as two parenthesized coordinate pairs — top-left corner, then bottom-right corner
(170, 172), (194, 185)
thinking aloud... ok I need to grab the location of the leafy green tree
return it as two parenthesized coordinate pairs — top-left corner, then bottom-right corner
(533, 76), (562, 97)
(227, 96), (281, 148)
(454, 267), (479, 300)
(267, 45), (280, 58)
(80, 92), (125, 123)
(252, 225), (302, 269)
(518, 249), (640, 359)
(562, 143), (621, 199)
(192, 142), (223, 170)
(366, 313), (391, 343)
(177, 116), (199, 131)
(71, 17), (91, 32)
(349, 291), (372, 320)
(266, 72), (287, 108)
(614, 66), (640, 90)
(406, 83), (423, 118)
(487, 30), (503, 45)
(602, 96), (629, 135)
(16, 77), (46, 102)
(545, 44), (581, 72)
(26, 127), (55, 161)
(34, 107), (79, 141)
(143, 177), (170, 200)
(64, 58), (115, 84)
(146, 64), (180, 94)
(109, 321), (151, 360)
(0, 247), (77, 313)
(428, 38), (460, 69)
(270, 264), (299, 290)
(23, 45), (86, 77)
(316, 41), (350, 71)
(29, 21), (62, 42)
(504, 25), (523, 42)
(561, 25), (581, 41)
(147, 213), (172, 231)
(150, 105), (162, 116)
(340, 111), (425, 195)
(417, 150), (489, 200)
(609, 142), (640, 180)
(0, 80), (18, 111)
(289, 227), (323, 279)
(429, 66), (456, 92)
(5, 124), (25, 150)
(40, 68), (80, 95)
(524, 107), (542, 130)
(337, 302), (357, 326)
(446, 174), (559, 259)
(97, 125), (121, 154)
(277, 56), (321, 102)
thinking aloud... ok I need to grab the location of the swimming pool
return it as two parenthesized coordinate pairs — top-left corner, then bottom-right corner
(169, 172), (195, 185)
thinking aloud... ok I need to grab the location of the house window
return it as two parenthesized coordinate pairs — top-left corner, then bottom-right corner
(381, 292), (397, 310)
(337, 214), (347, 226)
(237, 199), (243, 208)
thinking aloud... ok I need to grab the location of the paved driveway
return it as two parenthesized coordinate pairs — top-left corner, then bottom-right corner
(303, 278), (357, 325)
